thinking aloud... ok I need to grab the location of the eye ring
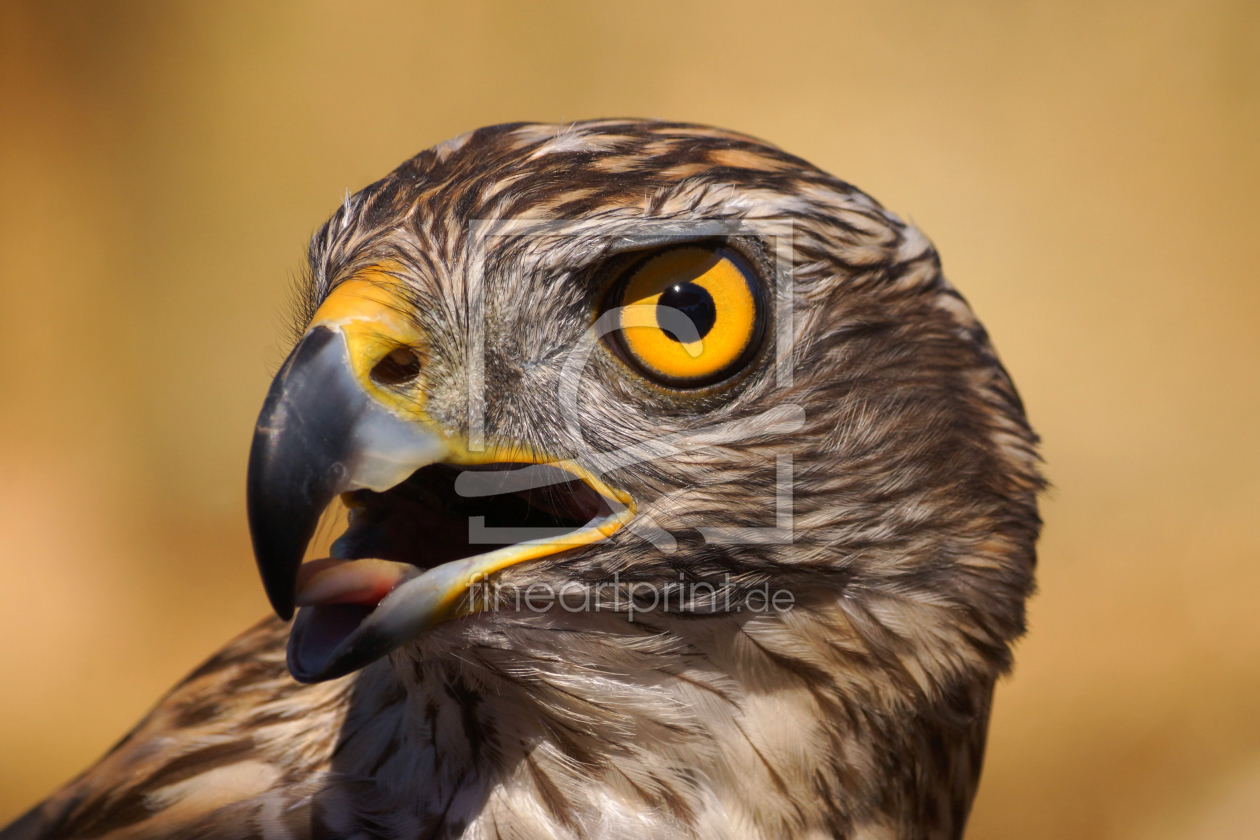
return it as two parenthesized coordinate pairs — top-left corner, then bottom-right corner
(601, 244), (767, 388)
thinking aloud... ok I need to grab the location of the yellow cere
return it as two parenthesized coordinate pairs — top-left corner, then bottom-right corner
(310, 267), (426, 415)
(617, 247), (757, 383)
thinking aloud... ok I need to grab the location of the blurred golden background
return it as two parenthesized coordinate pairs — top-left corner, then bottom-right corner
(1, 1), (1257, 837)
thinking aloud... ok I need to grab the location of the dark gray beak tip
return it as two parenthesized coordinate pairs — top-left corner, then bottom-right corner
(246, 327), (357, 622)
(286, 604), (387, 683)
(247, 417), (305, 622)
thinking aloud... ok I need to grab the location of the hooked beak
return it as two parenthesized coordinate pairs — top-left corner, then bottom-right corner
(247, 325), (448, 619)
(247, 273), (632, 683)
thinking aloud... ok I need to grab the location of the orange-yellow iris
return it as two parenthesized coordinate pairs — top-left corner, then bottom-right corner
(615, 247), (759, 385)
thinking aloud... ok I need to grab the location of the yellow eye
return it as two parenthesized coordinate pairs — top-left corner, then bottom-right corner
(607, 246), (765, 387)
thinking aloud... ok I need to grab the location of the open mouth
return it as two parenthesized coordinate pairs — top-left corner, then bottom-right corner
(286, 460), (627, 680)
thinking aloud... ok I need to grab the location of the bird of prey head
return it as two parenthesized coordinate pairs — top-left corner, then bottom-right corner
(3, 120), (1040, 840)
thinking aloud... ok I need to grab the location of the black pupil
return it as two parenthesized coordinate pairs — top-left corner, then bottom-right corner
(656, 282), (717, 343)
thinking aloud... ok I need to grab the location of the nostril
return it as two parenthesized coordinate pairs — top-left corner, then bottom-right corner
(370, 347), (422, 388)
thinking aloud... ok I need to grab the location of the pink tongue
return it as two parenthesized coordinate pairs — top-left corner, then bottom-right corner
(295, 558), (415, 608)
